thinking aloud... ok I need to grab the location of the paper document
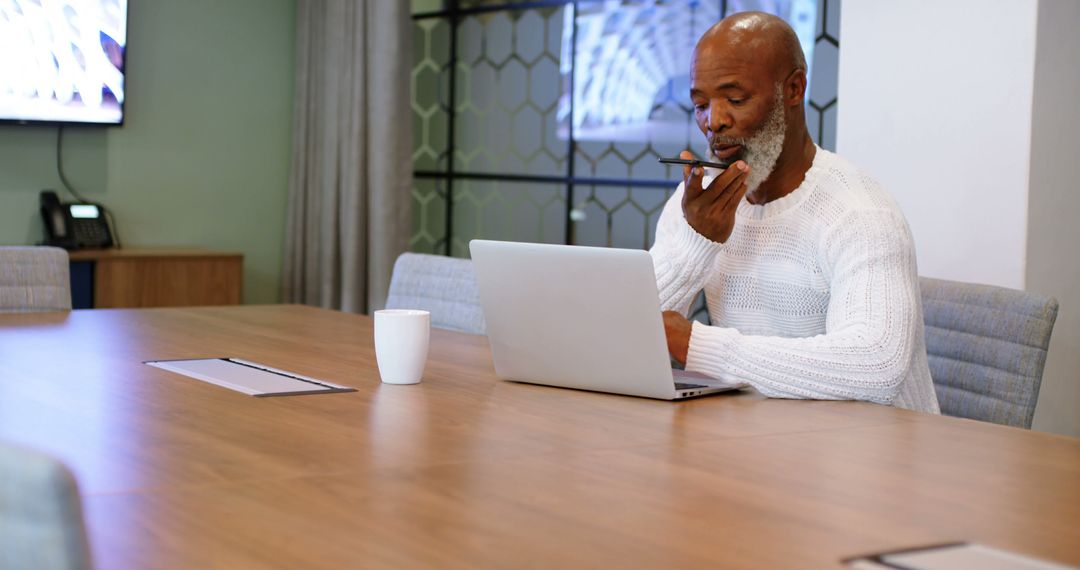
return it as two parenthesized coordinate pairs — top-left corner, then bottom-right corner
(146, 358), (357, 397)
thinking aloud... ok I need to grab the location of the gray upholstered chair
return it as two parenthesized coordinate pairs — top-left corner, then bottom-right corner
(920, 277), (1058, 428)
(385, 252), (486, 334)
(0, 246), (72, 312)
(0, 442), (93, 570)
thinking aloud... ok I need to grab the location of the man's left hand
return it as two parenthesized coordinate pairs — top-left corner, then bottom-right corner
(662, 310), (693, 365)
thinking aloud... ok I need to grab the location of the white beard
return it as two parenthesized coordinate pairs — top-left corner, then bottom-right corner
(709, 84), (787, 194)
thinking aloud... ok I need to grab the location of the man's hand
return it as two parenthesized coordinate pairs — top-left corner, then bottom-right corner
(662, 310), (693, 365)
(680, 150), (751, 243)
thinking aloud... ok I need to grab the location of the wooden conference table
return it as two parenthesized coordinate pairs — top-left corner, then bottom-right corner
(0, 305), (1077, 569)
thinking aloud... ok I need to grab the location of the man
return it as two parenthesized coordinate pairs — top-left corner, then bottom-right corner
(651, 12), (940, 413)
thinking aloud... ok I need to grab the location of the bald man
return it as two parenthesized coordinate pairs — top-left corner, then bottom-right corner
(651, 12), (940, 412)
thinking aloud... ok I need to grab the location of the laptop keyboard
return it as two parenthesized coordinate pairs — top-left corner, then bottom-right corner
(674, 382), (708, 390)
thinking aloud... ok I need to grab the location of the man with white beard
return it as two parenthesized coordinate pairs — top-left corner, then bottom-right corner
(651, 12), (940, 412)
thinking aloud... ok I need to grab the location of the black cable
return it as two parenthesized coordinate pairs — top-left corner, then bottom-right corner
(56, 125), (122, 248)
(103, 207), (123, 248)
(56, 126), (92, 204)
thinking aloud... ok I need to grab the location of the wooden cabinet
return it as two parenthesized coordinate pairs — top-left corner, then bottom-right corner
(68, 248), (243, 308)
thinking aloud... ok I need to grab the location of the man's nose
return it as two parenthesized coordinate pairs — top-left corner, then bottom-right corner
(708, 103), (732, 133)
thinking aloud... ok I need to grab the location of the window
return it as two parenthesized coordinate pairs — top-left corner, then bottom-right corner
(410, 0), (840, 257)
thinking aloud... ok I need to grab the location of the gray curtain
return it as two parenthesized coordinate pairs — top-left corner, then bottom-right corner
(282, 0), (412, 313)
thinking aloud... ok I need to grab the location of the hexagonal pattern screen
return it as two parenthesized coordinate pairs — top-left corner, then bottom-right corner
(411, 0), (839, 266)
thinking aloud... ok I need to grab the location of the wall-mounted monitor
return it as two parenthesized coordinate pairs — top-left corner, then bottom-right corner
(0, 0), (128, 126)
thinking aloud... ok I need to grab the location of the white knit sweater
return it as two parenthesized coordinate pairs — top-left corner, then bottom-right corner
(650, 148), (940, 413)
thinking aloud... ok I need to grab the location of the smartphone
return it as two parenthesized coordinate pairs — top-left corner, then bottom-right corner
(658, 157), (731, 170)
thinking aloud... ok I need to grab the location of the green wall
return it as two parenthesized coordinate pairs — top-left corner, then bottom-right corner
(0, 0), (296, 304)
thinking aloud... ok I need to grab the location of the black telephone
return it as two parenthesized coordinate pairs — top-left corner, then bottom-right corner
(40, 190), (115, 250)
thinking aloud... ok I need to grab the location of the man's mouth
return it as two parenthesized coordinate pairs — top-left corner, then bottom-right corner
(712, 144), (744, 160)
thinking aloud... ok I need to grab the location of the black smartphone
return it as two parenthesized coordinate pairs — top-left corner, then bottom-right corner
(658, 157), (731, 170)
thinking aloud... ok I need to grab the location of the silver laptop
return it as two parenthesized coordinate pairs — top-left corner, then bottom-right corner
(469, 239), (746, 400)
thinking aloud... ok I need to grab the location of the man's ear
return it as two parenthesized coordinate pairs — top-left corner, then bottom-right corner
(785, 69), (807, 106)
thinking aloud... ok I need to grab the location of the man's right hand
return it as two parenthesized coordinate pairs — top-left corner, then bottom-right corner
(679, 150), (751, 243)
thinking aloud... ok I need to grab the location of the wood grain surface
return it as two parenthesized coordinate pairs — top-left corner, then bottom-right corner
(68, 248), (243, 308)
(1, 305), (1077, 569)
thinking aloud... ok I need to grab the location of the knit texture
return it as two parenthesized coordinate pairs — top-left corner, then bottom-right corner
(650, 148), (940, 413)
(385, 252), (486, 334)
(920, 276), (1057, 427)
(0, 246), (72, 313)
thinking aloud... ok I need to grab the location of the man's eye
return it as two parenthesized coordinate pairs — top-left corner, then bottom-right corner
(729, 98), (745, 105)
(693, 104), (707, 112)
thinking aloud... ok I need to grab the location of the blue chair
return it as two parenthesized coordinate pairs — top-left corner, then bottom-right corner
(0, 442), (93, 570)
(0, 246), (72, 312)
(385, 252), (486, 334)
(920, 277), (1058, 428)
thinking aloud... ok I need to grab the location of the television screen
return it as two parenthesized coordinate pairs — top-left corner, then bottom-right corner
(0, 0), (128, 125)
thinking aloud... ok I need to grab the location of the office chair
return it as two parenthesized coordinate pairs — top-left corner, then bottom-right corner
(0, 246), (72, 312)
(385, 252), (486, 334)
(920, 277), (1058, 428)
(0, 442), (93, 570)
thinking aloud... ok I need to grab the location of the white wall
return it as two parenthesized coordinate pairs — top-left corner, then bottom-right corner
(838, 0), (1079, 436)
(1025, 0), (1080, 436)
(837, 0), (1038, 290)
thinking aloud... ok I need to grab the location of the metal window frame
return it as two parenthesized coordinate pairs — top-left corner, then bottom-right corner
(412, 0), (853, 254)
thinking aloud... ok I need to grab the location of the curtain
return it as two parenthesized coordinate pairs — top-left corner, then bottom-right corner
(282, 0), (412, 313)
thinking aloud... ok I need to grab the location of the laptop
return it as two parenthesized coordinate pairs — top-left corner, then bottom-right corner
(469, 239), (747, 400)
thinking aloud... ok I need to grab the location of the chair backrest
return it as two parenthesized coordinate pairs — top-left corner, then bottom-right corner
(920, 277), (1058, 428)
(385, 252), (485, 334)
(0, 442), (93, 570)
(0, 246), (72, 312)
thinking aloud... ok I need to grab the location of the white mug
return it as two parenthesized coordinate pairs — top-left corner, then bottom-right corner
(374, 309), (430, 384)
